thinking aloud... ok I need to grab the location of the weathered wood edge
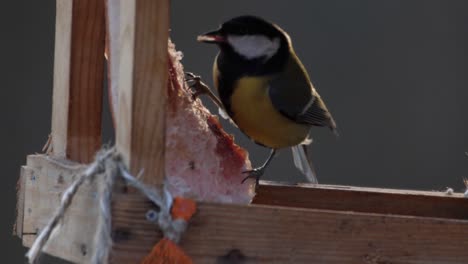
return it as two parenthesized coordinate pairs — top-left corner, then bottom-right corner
(254, 180), (468, 220)
(259, 180), (466, 197)
(13, 166), (28, 238)
(50, 0), (73, 159)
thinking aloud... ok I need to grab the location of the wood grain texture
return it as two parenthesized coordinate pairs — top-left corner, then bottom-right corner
(114, 0), (169, 186)
(156, 203), (468, 264)
(51, 0), (105, 163)
(66, 0), (106, 163)
(254, 181), (468, 220)
(114, 0), (134, 168)
(21, 155), (98, 263)
(51, 0), (73, 158)
(19, 155), (468, 264)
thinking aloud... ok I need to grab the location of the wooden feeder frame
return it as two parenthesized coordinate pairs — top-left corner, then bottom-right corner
(15, 0), (468, 263)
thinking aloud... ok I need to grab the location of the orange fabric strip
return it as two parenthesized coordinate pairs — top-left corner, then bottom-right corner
(140, 197), (197, 264)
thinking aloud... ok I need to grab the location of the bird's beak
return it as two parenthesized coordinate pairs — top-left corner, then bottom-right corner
(197, 29), (225, 43)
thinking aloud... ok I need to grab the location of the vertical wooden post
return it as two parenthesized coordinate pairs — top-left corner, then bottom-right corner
(51, 0), (105, 163)
(115, 0), (169, 187)
(51, 0), (72, 159)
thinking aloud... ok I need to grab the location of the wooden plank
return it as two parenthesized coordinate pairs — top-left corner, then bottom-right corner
(67, 0), (106, 162)
(113, 201), (468, 264)
(114, 0), (169, 186)
(22, 155), (98, 263)
(51, 0), (73, 158)
(109, 1), (169, 260)
(104, 0), (120, 124)
(114, 0), (134, 171)
(253, 181), (468, 220)
(51, 0), (105, 163)
(20, 155), (468, 264)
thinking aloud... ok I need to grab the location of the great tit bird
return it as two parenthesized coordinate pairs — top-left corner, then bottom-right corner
(195, 15), (337, 185)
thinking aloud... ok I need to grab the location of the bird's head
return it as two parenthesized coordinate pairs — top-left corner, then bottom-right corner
(198, 16), (290, 62)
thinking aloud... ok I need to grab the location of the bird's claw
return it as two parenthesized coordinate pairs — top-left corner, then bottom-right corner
(185, 72), (209, 100)
(185, 72), (225, 109)
(185, 72), (201, 82)
(241, 167), (265, 187)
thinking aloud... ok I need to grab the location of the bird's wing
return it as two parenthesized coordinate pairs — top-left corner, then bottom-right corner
(268, 52), (337, 133)
(296, 90), (337, 132)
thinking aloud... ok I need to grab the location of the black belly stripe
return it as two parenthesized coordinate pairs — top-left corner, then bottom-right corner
(214, 43), (289, 118)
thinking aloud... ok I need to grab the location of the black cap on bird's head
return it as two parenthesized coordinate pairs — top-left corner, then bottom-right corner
(198, 16), (290, 61)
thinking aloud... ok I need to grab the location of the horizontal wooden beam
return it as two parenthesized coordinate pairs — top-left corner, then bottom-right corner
(253, 181), (468, 220)
(18, 155), (468, 263)
(120, 200), (468, 264)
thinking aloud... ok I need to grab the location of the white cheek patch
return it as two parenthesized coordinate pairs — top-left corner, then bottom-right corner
(227, 35), (280, 60)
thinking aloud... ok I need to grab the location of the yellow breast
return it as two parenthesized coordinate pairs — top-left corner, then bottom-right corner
(230, 77), (310, 148)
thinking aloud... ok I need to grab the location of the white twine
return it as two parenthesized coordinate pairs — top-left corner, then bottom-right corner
(91, 155), (119, 264)
(117, 164), (187, 243)
(26, 147), (186, 264)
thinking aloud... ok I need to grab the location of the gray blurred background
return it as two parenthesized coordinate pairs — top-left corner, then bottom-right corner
(3, 0), (468, 262)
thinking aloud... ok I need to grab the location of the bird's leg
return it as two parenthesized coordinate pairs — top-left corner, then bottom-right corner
(185, 72), (224, 109)
(242, 149), (277, 187)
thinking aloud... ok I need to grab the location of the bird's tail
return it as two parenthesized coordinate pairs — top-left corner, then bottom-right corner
(291, 144), (318, 184)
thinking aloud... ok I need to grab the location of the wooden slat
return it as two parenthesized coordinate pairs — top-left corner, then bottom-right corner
(67, 0), (106, 162)
(114, 201), (468, 264)
(21, 155), (98, 263)
(114, 0), (169, 186)
(109, 1), (169, 261)
(253, 181), (468, 220)
(51, 0), (73, 158)
(20, 155), (468, 264)
(51, 0), (105, 163)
